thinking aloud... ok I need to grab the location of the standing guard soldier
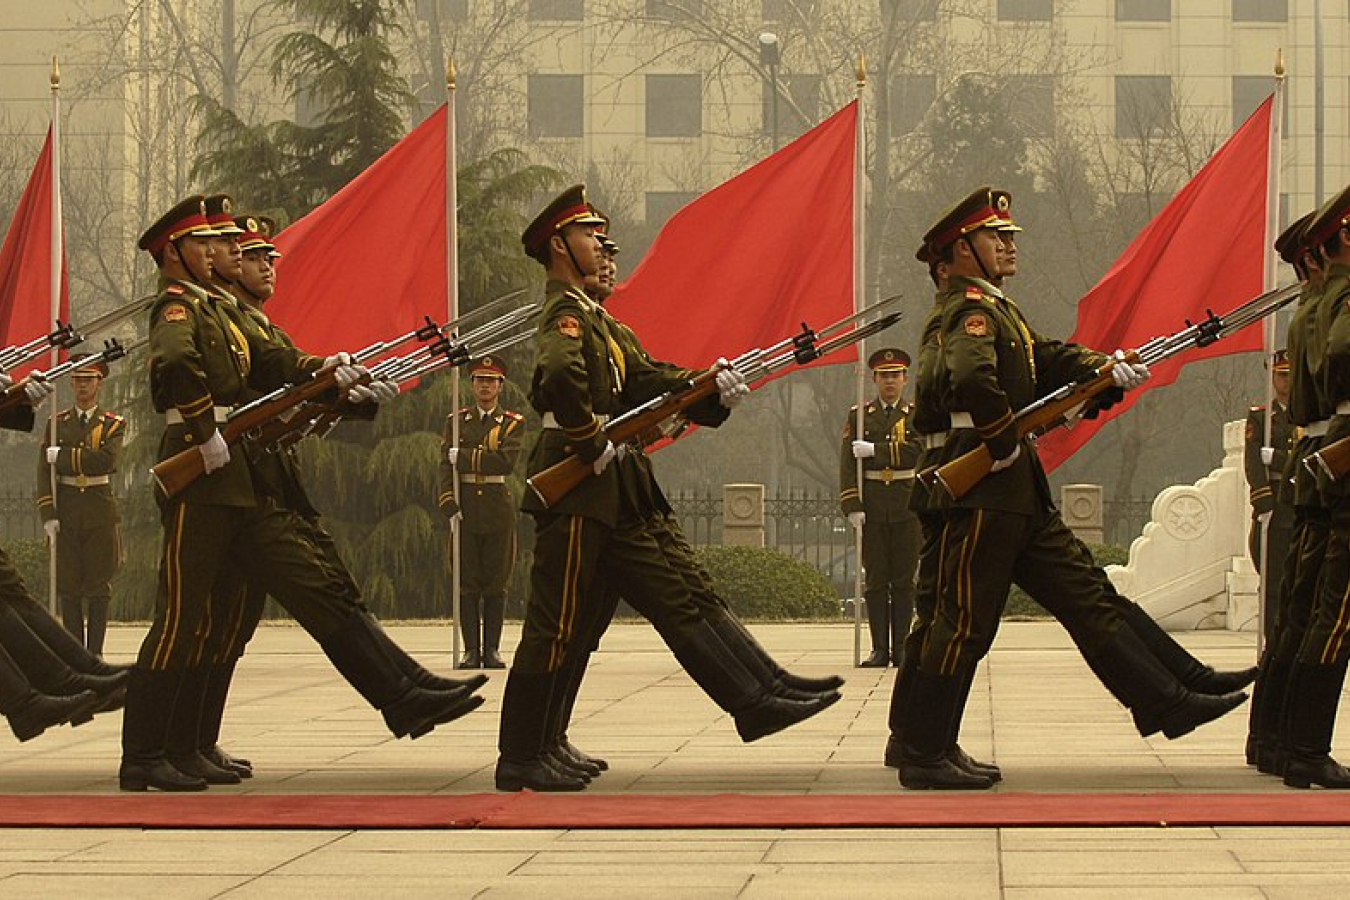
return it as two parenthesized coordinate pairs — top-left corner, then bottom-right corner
(37, 354), (124, 657)
(439, 356), (524, 670)
(841, 348), (922, 668)
(1244, 349), (1296, 645)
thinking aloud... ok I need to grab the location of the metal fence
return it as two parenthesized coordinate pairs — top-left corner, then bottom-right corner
(0, 488), (40, 543)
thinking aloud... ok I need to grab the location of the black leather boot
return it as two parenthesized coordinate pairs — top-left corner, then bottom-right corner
(861, 594), (890, 667)
(197, 660), (253, 778)
(166, 666), (240, 785)
(482, 593), (506, 668)
(1115, 600), (1257, 695)
(1282, 661), (1350, 789)
(58, 596), (84, 648)
(897, 669), (993, 790)
(1253, 654), (1294, 775)
(706, 612), (840, 703)
(361, 612), (488, 697)
(119, 668), (207, 792)
(495, 670), (588, 792)
(946, 664), (1001, 782)
(87, 599), (110, 658)
(707, 611), (844, 693)
(458, 594), (482, 669)
(8, 597), (121, 677)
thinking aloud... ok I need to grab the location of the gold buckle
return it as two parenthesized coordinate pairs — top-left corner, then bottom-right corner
(74, 475), (88, 488)
(881, 469), (894, 485)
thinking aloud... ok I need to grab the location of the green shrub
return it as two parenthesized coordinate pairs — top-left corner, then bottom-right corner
(693, 545), (841, 620)
(1003, 542), (1129, 619)
(5, 538), (49, 600)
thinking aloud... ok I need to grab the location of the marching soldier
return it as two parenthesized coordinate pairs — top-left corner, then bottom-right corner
(439, 356), (525, 670)
(840, 348), (922, 668)
(36, 354), (124, 657)
(1244, 349), (1296, 645)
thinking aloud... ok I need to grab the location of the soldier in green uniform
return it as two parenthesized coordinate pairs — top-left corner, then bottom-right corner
(1280, 186), (1350, 789)
(440, 356), (524, 670)
(896, 187), (1248, 789)
(119, 196), (483, 793)
(841, 348), (921, 667)
(496, 185), (832, 792)
(1244, 349), (1296, 645)
(1246, 212), (1330, 777)
(37, 355), (124, 656)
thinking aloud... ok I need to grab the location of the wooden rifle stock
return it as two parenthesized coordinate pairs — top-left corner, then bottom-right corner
(922, 359), (1127, 501)
(1308, 434), (1350, 483)
(526, 370), (720, 508)
(150, 368), (347, 498)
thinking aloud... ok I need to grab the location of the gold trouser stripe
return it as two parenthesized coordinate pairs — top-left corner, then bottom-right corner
(1323, 530), (1350, 664)
(920, 519), (952, 662)
(941, 509), (984, 675)
(549, 517), (585, 671)
(152, 504), (189, 668)
(219, 580), (251, 663)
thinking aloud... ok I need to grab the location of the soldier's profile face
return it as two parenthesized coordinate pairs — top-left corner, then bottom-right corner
(559, 224), (603, 276)
(238, 249), (276, 300)
(176, 235), (213, 276)
(996, 232), (1018, 277)
(209, 235), (244, 281)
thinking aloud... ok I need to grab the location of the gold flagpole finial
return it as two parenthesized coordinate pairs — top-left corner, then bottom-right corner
(50, 55), (60, 89)
(856, 53), (866, 89)
(446, 56), (456, 92)
(1274, 47), (1285, 78)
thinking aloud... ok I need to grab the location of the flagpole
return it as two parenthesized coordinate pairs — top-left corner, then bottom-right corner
(46, 56), (62, 617)
(851, 55), (867, 669)
(1256, 52), (1285, 657)
(446, 58), (463, 667)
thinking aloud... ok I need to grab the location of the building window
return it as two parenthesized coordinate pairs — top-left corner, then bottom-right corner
(646, 75), (701, 138)
(415, 0), (468, 19)
(1116, 0), (1169, 21)
(1232, 75), (1285, 132)
(646, 191), (699, 229)
(1233, 0), (1287, 22)
(998, 0), (1052, 21)
(1005, 75), (1055, 138)
(528, 0), (583, 20)
(1115, 75), (1172, 138)
(889, 74), (936, 135)
(763, 74), (822, 142)
(528, 75), (583, 138)
(646, 0), (702, 18)
(762, 0), (819, 24)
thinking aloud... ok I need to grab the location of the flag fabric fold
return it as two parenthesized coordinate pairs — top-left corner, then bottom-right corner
(272, 105), (447, 355)
(0, 126), (68, 362)
(1035, 95), (1275, 473)
(606, 101), (858, 371)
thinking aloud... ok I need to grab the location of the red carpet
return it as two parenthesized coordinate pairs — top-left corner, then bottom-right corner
(0, 792), (1348, 830)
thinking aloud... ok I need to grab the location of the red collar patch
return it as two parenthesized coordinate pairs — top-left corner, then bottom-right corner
(964, 286), (983, 301)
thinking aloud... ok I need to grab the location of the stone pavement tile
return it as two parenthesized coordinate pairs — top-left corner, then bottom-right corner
(738, 869), (1001, 900)
(762, 833), (996, 862)
(0, 873), (253, 899)
(480, 880), (743, 900)
(268, 847), (534, 878)
(1003, 890), (1266, 899)
(225, 875), (496, 899)
(1263, 886), (1350, 900)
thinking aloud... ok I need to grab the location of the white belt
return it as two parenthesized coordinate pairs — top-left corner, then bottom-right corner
(57, 475), (110, 488)
(1338, 401), (1350, 415)
(921, 434), (947, 450)
(864, 469), (915, 484)
(541, 412), (610, 430)
(919, 412), (975, 450)
(949, 412), (974, 429)
(1306, 419), (1330, 438)
(165, 406), (232, 425)
(459, 474), (506, 485)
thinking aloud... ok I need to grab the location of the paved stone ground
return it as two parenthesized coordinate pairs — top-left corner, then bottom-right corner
(0, 620), (1348, 898)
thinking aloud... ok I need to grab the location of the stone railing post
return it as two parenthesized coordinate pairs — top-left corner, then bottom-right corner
(1061, 483), (1104, 545)
(723, 483), (765, 548)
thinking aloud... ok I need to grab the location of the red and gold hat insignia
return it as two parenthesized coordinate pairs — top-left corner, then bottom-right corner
(963, 313), (988, 337)
(482, 356), (493, 367)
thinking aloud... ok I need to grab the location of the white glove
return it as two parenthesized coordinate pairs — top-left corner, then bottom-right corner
(347, 378), (398, 404)
(45, 446), (60, 464)
(1109, 350), (1150, 391)
(23, 376), (55, 406)
(199, 429), (231, 474)
(848, 511), (865, 529)
(592, 440), (617, 475)
(334, 364), (368, 388)
(852, 440), (876, 459)
(1260, 446), (1275, 466)
(989, 444), (1021, 473)
(321, 351), (353, 370)
(446, 447), (460, 466)
(714, 358), (750, 408)
(1258, 511), (1273, 526)
(43, 519), (59, 542)
(0, 373), (11, 390)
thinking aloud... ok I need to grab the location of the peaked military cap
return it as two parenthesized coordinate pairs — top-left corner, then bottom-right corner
(868, 348), (910, 372)
(69, 352), (108, 379)
(522, 184), (606, 259)
(137, 195), (220, 256)
(1271, 349), (1290, 373)
(588, 203), (620, 256)
(1274, 212), (1314, 266)
(235, 214), (281, 257)
(469, 356), (507, 379)
(1306, 183), (1350, 251)
(921, 187), (1008, 257)
(204, 194), (245, 235)
(990, 189), (1021, 232)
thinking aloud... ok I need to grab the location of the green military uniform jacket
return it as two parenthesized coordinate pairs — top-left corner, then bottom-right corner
(36, 406), (124, 587)
(1320, 262), (1350, 501)
(522, 279), (698, 527)
(1283, 278), (1335, 507)
(839, 400), (921, 522)
(918, 274), (1104, 515)
(438, 404), (524, 534)
(1244, 401), (1296, 516)
(149, 276), (324, 507)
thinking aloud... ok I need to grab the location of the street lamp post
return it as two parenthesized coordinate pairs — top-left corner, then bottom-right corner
(759, 31), (781, 152)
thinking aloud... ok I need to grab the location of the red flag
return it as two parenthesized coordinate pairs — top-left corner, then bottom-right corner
(1036, 96), (1275, 473)
(272, 106), (447, 354)
(0, 126), (68, 360)
(606, 101), (858, 370)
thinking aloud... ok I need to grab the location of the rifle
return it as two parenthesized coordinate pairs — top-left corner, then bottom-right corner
(0, 323), (81, 373)
(0, 336), (143, 416)
(922, 281), (1303, 501)
(525, 297), (904, 509)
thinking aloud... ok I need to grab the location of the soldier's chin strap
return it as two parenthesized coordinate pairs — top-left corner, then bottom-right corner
(560, 230), (597, 283)
(172, 237), (212, 288)
(962, 233), (998, 284)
